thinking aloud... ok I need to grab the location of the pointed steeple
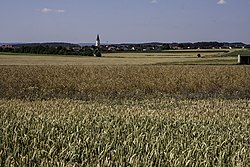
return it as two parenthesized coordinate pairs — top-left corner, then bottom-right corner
(96, 34), (100, 47)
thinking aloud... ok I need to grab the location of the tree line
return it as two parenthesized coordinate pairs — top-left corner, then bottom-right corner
(0, 45), (102, 57)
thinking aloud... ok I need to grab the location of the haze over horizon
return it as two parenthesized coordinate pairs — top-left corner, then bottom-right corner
(1, 0), (250, 44)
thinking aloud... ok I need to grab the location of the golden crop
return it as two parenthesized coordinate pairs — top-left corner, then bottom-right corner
(0, 98), (249, 166)
(1, 65), (250, 166)
(0, 65), (250, 99)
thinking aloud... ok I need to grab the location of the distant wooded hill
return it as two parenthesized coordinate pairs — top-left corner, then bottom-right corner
(12, 42), (80, 48)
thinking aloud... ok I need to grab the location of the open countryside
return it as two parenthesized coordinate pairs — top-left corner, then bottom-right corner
(1, 48), (250, 166)
(1, 0), (250, 166)
(0, 49), (245, 65)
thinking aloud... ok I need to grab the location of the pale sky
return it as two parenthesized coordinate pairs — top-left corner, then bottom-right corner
(1, 0), (250, 44)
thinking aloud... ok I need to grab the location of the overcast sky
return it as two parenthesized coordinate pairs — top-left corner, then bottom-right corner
(1, 0), (250, 43)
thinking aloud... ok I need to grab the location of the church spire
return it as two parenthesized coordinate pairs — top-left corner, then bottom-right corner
(96, 34), (100, 47)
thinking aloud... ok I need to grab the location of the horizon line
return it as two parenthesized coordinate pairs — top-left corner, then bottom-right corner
(0, 41), (249, 45)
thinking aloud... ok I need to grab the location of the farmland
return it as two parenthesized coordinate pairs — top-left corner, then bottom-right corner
(0, 49), (238, 65)
(1, 65), (250, 99)
(1, 98), (250, 166)
(0, 51), (250, 166)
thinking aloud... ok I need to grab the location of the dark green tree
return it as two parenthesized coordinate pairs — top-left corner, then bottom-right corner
(94, 49), (102, 57)
(84, 48), (94, 56)
(161, 44), (170, 50)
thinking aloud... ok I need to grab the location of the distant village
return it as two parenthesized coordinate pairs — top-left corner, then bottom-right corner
(1, 42), (249, 52)
(0, 35), (249, 56)
(99, 42), (248, 52)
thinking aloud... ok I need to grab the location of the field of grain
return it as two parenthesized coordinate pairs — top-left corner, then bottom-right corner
(0, 56), (250, 166)
(1, 98), (250, 166)
(1, 65), (250, 99)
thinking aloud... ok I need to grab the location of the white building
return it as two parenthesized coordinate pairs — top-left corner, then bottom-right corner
(96, 34), (100, 48)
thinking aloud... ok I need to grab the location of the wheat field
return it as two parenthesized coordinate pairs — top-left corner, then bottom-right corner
(0, 65), (250, 99)
(1, 64), (250, 166)
(1, 98), (250, 166)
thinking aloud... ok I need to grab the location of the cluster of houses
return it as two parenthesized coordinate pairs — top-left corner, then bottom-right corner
(98, 42), (248, 52)
(1, 44), (14, 49)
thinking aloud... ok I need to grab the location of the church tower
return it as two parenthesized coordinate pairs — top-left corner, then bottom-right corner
(96, 34), (100, 48)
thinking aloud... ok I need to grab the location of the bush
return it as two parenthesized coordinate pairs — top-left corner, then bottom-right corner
(95, 49), (102, 57)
